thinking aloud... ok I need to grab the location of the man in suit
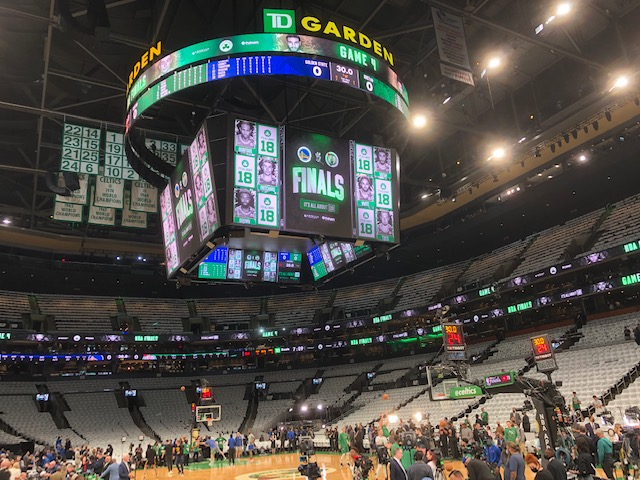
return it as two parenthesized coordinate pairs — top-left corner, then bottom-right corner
(390, 447), (408, 480)
(118, 454), (133, 480)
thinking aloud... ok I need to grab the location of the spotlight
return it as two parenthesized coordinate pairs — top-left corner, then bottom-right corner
(579, 154), (587, 161)
(557, 140), (562, 147)
(413, 412), (423, 422)
(488, 57), (502, 69)
(534, 148), (541, 158)
(583, 125), (589, 134)
(550, 144), (556, 153)
(613, 76), (629, 89)
(412, 114), (427, 129)
(301, 405), (308, 412)
(317, 404), (323, 410)
(556, 3), (571, 15)
(563, 133), (570, 144)
(605, 111), (612, 122)
(451, 197), (456, 202)
(116, 256), (121, 261)
(443, 96), (451, 105)
(421, 193), (429, 199)
(592, 120), (599, 131)
(492, 174), (499, 183)
(571, 129), (578, 139)
(2, 218), (11, 225)
(388, 414), (399, 423)
(468, 188), (473, 195)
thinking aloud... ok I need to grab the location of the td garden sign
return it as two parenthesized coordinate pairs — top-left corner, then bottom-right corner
(263, 9), (396, 66)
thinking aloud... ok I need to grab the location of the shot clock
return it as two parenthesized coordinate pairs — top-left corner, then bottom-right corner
(530, 334), (558, 373)
(443, 323), (467, 361)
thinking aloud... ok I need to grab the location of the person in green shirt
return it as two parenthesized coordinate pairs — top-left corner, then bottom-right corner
(596, 429), (615, 479)
(215, 434), (227, 460)
(481, 408), (489, 426)
(191, 438), (200, 462)
(504, 420), (519, 444)
(339, 427), (350, 466)
(571, 392), (582, 419)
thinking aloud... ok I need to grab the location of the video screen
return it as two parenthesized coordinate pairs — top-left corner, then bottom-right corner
(198, 247), (301, 284)
(283, 129), (352, 238)
(36, 393), (49, 402)
(124, 389), (137, 397)
(307, 241), (373, 282)
(230, 118), (280, 229)
(161, 123), (220, 278)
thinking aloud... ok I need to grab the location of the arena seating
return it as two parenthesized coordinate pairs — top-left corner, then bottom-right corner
(485, 325), (571, 361)
(305, 375), (359, 409)
(605, 378), (640, 423)
(138, 389), (194, 442)
(511, 210), (603, 278)
(588, 194), (640, 253)
(332, 278), (398, 314)
(267, 291), (330, 328)
(268, 381), (302, 394)
(252, 399), (295, 439)
(0, 394), (85, 447)
(36, 293), (115, 332)
(458, 237), (533, 286)
(394, 262), (467, 312)
(262, 368), (316, 383)
(0, 290), (30, 325)
(124, 297), (188, 332)
(194, 297), (261, 326)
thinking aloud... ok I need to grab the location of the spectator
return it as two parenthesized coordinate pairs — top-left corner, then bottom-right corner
(504, 442), (525, 480)
(522, 412), (530, 433)
(390, 448), (407, 480)
(462, 454), (494, 480)
(407, 450), (432, 480)
(480, 408), (489, 426)
(543, 448), (567, 479)
(596, 429), (615, 479)
(525, 453), (554, 480)
(571, 437), (596, 479)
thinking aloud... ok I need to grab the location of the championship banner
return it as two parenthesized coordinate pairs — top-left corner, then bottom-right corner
(53, 200), (83, 223)
(60, 122), (101, 175)
(121, 190), (147, 228)
(55, 173), (89, 205)
(93, 175), (125, 209)
(130, 180), (158, 213)
(88, 187), (116, 226)
(145, 138), (178, 166)
(104, 130), (139, 180)
(432, 7), (474, 86)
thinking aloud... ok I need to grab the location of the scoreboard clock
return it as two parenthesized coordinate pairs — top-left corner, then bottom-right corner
(530, 334), (558, 373)
(443, 323), (467, 360)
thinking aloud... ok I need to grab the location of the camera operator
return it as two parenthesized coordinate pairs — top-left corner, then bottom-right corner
(462, 454), (495, 480)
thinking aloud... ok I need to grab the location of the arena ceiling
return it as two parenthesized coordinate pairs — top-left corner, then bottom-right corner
(0, 0), (638, 288)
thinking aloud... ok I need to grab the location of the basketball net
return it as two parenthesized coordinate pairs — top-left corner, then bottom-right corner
(207, 419), (213, 428)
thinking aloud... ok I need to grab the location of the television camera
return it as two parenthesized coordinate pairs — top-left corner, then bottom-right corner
(297, 437), (321, 480)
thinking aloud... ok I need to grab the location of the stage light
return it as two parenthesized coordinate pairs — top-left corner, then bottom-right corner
(451, 197), (456, 202)
(413, 412), (423, 422)
(579, 154), (587, 161)
(116, 256), (121, 261)
(288, 408), (293, 412)
(301, 405), (308, 412)
(557, 140), (562, 147)
(421, 193), (429, 200)
(563, 133), (570, 144)
(488, 57), (502, 70)
(592, 120), (599, 131)
(412, 114), (427, 129)
(613, 76), (629, 90)
(442, 96), (451, 105)
(583, 125), (589, 134)
(554, 163), (561, 168)
(605, 111), (612, 122)
(534, 148), (541, 158)
(490, 147), (506, 160)
(550, 144), (556, 153)
(556, 3), (571, 15)
(2, 218), (11, 225)
(388, 414), (399, 423)
(571, 129), (578, 139)
(317, 404), (323, 410)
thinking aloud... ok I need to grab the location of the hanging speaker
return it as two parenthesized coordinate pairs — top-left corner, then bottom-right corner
(45, 171), (80, 196)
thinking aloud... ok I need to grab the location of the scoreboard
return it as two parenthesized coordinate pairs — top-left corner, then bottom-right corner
(530, 334), (558, 373)
(198, 246), (301, 284)
(307, 242), (372, 282)
(443, 323), (467, 361)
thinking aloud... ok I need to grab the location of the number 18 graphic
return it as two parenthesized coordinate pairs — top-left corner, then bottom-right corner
(257, 125), (278, 158)
(357, 208), (375, 238)
(257, 193), (278, 227)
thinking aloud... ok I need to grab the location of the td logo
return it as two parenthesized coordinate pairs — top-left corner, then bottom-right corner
(263, 9), (296, 33)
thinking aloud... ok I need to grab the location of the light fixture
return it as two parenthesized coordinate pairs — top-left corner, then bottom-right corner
(579, 154), (587, 161)
(548, 175), (553, 179)
(534, 148), (541, 158)
(412, 114), (427, 129)
(556, 3), (571, 15)
(571, 129), (578, 139)
(550, 144), (556, 153)
(301, 405), (308, 412)
(563, 133), (570, 144)
(317, 404), (323, 410)
(592, 120), (599, 131)
(421, 193), (429, 200)
(442, 96), (451, 105)
(488, 57), (502, 69)
(613, 76), (629, 90)
(413, 412), (423, 422)
(388, 414), (399, 423)
(605, 111), (612, 122)
(2, 218), (11, 225)
(451, 197), (456, 202)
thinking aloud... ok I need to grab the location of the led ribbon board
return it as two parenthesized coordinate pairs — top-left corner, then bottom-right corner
(125, 54), (409, 131)
(126, 33), (408, 108)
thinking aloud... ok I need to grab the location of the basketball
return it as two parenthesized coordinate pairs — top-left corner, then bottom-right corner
(180, 386), (186, 391)
(382, 393), (389, 400)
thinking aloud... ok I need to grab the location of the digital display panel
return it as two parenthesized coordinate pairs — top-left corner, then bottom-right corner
(231, 118), (280, 229)
(277, 252), (302, 283)
(283, 129), (352, 238)
(161, 123), (220, 278)
(124, 389), (137, 397)
(308, 245), (328, 281)
(126, 33), (409, 109)
(36, 393), (49, 402)
(530, 334), (554, 361)
(127, 53), (409, 134)
(484, 372), (516, 388)
(443, 323), (466, 360)
(198, 247), (301, 284)
(353, 142), (399, 242)
(307, 241), (372, 282)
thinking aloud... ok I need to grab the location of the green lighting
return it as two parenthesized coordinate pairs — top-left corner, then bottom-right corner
(507, 300), (533, 314)
(373, 314), (392, 324)
(624, 241), (639, 253)
(134, 335), (159, 342)
(621, 273), (640, 286)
